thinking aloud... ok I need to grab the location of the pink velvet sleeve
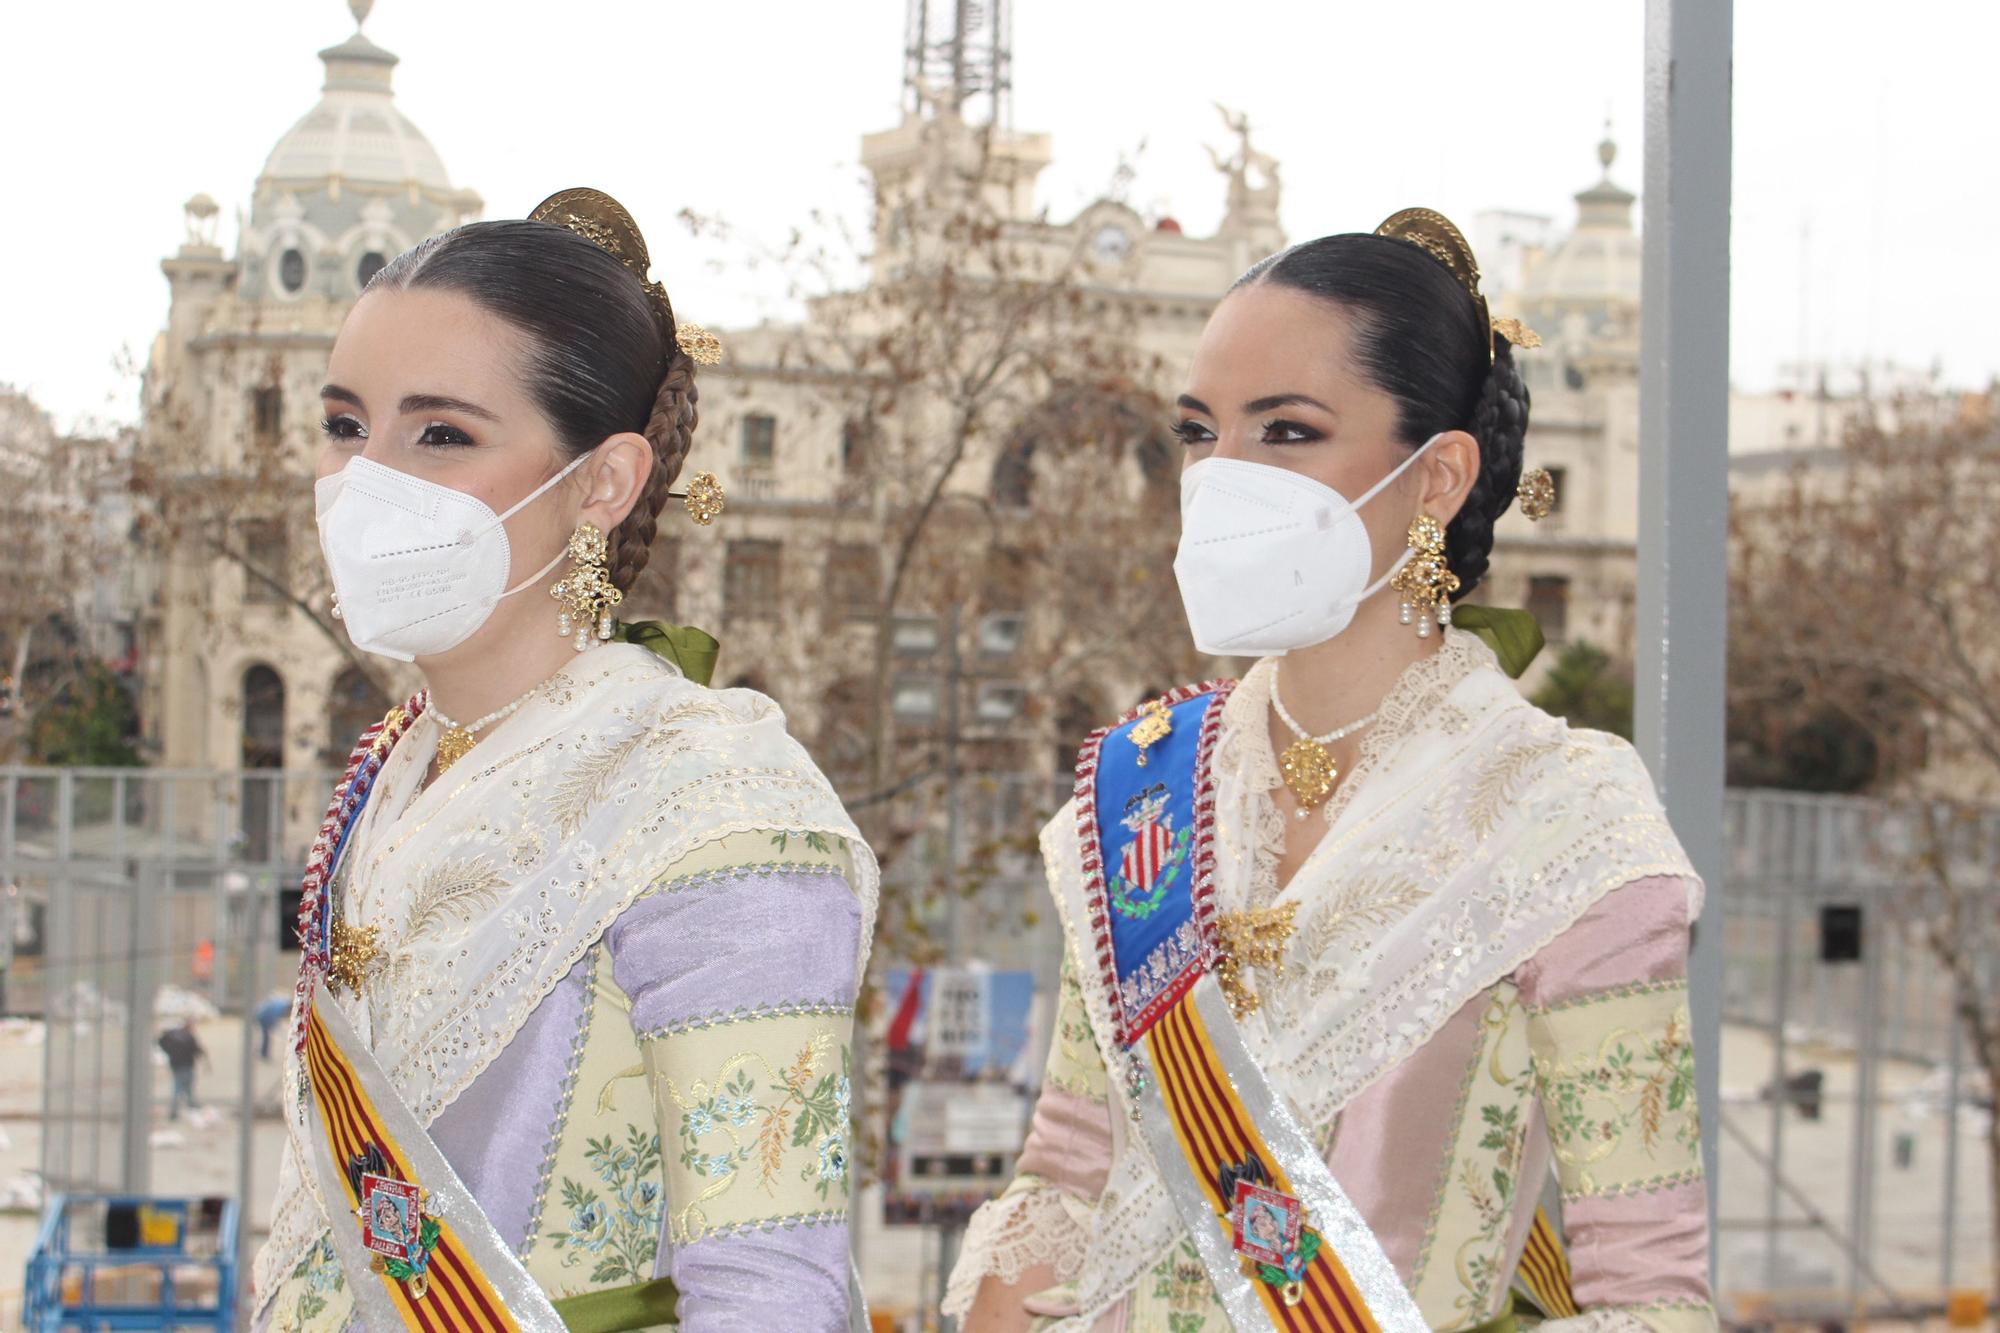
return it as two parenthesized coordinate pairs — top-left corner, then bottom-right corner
(1517, 875), (1716, 1325)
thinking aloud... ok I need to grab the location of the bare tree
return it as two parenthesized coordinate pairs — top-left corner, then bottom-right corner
(1730, 395), (2000, 1297)
(692, 127), (1202, 976)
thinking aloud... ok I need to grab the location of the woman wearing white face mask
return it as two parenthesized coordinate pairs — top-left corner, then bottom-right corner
(255, 190), (877, 1333)
(952, 212), (1713, 1333)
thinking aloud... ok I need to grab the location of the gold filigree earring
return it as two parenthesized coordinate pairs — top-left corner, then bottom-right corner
(552, 523), (623, 651)
(1389, 515), (1460, 639)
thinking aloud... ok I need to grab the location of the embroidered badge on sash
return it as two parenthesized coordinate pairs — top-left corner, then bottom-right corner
(1231, 1180), (1321, 1307)
(1110, 784), (1191, 920)
(1221, 1155), (1321, 1308)
(348, 1144), (440, 1299)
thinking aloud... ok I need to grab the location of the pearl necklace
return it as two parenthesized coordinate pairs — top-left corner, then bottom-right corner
(1270, 662), (1376, 819)
(428, 688), (537, 773)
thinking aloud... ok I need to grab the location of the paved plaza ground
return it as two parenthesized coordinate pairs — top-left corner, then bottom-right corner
(0, 1015), (1987, 1328)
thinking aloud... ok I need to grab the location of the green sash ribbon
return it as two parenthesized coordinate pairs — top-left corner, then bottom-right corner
(1451, 605), (1545, 679)
(553, 1276), (682, 1332)
(613, 620), (720, 688)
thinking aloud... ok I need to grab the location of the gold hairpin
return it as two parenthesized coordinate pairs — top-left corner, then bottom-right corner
(1491, 317), (1542, 350)
(529, 187), (723, 366)
(675, 322), (723, 367)
(1517, 467), (1557, 521)
(675, 472), (725, 526)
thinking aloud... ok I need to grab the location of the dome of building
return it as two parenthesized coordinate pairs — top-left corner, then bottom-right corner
(238, 2), (480, 303)
(257, 12), (453, 194)
(1519, 133), (1641, 311)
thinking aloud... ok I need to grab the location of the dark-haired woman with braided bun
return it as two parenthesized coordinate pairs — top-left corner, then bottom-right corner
(951, 212), (1712, 1332)
(254, 190), (874, 1332)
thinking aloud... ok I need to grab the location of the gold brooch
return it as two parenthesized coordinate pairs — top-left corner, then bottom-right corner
(1130, 698), (1173, 767)
(1215, 903), (1298, 1017)
(328, 920), (383, 995)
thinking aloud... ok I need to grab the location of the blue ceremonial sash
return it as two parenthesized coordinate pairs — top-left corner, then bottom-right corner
(1076, 683), (1231, 1046)
(1072, 683), (1428, 1333)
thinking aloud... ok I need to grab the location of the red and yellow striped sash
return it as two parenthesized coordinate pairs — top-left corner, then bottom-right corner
(1147, 996), (1382, 1333)
(304, 1005), (523, 1332)
(1515, 1206), (1578, 1318)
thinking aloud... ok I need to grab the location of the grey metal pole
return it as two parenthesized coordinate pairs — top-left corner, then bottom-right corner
(1941, 970), (1962, 1291)
(1845, 895), (1883, 1309)
(123, 859), (157, 1193)
(939, 602), (965, 1330)
(1637, 0), (1733, 1269)
(1766, 851), (1791, 1294)
(237, 883), (263, 1292)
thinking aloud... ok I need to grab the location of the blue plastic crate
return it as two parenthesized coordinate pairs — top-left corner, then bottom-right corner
(22, 1195), (239, 1331)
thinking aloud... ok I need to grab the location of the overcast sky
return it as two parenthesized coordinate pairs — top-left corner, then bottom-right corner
(6, 0), (1994, 430)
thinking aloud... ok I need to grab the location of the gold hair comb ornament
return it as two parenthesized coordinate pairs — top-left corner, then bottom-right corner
(1375, 207), (1543, 365)
(528, 187), (725, 367)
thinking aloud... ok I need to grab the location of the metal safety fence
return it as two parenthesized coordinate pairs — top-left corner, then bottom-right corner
(2, 771), (1991, 1321)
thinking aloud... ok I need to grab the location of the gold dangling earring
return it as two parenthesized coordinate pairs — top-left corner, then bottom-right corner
(551, 522), (624, 652)
(1389, 514), (1460, 639)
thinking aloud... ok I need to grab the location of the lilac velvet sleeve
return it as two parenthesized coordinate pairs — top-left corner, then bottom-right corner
(608, 855), (863, 1333)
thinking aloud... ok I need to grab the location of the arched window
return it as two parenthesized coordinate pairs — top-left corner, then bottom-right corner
(993, 385), (1166, 510)
(817, 677), (876, 794)
(241, 664), (287, 863)
(278, 248), (307, 294)
(325, 665), (383, 766)
(356, 251), (387, 288)
(241, 665), (286, 769)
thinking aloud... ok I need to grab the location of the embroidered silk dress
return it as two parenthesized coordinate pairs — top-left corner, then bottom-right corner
(253, 644), (877, 1332)
(945, 633), (1713, 1333)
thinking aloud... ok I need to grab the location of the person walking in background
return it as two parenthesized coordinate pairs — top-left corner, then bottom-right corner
(158, 1019), (207, 1120)
(253, 992), (291, 1061)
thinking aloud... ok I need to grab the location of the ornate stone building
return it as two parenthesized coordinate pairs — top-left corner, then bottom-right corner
(140, 3), (479, 842)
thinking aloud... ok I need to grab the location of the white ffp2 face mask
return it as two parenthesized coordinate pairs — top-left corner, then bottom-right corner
(314, 454), (587, 662)
(1170, 435), (1444, 657)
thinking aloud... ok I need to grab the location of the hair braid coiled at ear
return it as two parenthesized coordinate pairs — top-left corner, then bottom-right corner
(1444, 339), (1531, 599)
(608, 345), (700, 592)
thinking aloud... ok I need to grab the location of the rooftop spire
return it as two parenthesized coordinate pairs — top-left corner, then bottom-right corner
(349, 0), (374, 27)
(902, 0), (1012, 126)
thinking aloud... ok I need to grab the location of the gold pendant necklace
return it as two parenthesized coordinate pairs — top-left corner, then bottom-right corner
(1270, 663), (1375, 819)
(428, 684), (539, 774)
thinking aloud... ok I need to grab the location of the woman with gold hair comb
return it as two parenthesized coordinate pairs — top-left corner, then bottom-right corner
(951, 212), (1712, 1332)
(252, 190), (875, 1332)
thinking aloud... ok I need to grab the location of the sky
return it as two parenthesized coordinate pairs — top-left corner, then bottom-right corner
(5, 0), (1995, 431)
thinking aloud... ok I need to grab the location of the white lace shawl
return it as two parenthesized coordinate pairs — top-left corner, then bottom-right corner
(252, 645), (878, 1312)
(1036, 633), (1698, 1326)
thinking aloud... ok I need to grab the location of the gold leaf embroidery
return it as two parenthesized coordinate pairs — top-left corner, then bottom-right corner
(1305, 877), (1429, 998)
(1465, 739), (1564, 840)
(401, 857), (506, 942)
(597, 1063), (646, 1116)
(550, 731), (650, 841)
(1307, 876), (1429, 952)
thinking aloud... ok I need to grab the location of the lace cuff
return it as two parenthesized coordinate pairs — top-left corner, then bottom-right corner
(940, 1176), (1093, 1317)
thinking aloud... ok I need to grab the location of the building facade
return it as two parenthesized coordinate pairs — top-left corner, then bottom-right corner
(140, 5), (478, 814)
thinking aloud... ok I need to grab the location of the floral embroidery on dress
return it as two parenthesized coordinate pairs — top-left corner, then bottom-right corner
(1440, 991), (1534, 1328)
(1144, 1236), (1222, 1332)
(274, 1233), (344, 1330)
(1539, 1004), (1699, 1171)
(541, 1126), (666, 1285)
(662, 1026), (851, 1241)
